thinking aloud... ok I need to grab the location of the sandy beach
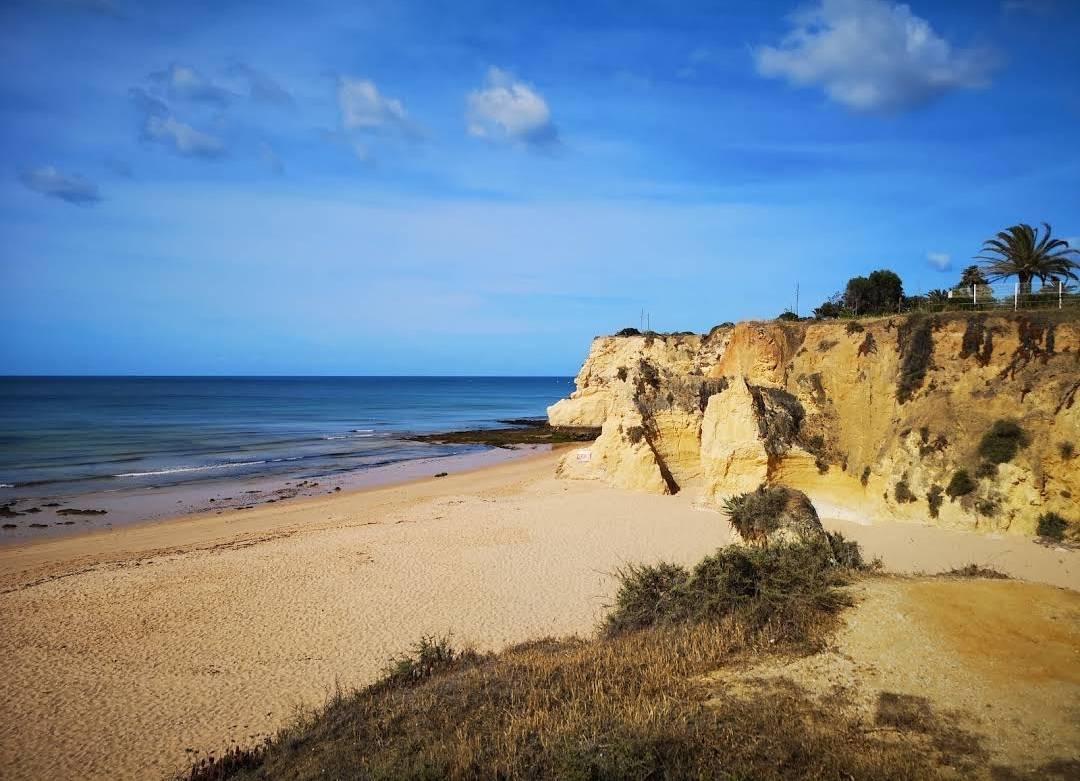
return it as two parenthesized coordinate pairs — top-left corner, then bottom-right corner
(1, 449), (1077, 781)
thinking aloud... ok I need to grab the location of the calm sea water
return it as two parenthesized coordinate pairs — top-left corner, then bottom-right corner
(0, 376), (572, 501)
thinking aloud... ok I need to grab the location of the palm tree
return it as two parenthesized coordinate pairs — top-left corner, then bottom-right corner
(977, 223), (1079, 296)
(957, 264), (988, 288)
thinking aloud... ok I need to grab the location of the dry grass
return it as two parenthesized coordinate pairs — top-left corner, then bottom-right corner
(940, 564), (1009, 579)
(186, 619), (982, 781)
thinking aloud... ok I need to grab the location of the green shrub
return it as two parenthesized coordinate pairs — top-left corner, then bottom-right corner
(927, 485), (944, 518)
(637, 359), (660, 388)
(379, 635), (484, 690)
(857, 331), (877, 357)
(845, 321), (864, 334)
(826, 531), (868, 570)
(721, 485), (789, 544)
(977, 420), (1029, 464)
(975, 461), (998, 479)
(860, 466), (871, 486)
(896, 315), (935, 403)
(615, 366), (628, 381)
(1060, 441), (1075, 460)
(601, 561), (690, 635)
(1036, 512), (1069, 542)
(894, 479), (917, 504)
(604, 539), (862, 644)
(946, 470), (975, 500)
(614, 327), (641, 337)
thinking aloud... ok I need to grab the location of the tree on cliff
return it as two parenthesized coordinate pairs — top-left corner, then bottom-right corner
(977, 223), (1079, 296)
(843, 269), (904, 316)
(952, 264), (995, 304)
(812, 292), (845, 319)
(958, 264), (988, 288)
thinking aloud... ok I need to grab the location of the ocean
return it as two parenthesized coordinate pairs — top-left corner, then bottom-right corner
(0, 376), (573, 538)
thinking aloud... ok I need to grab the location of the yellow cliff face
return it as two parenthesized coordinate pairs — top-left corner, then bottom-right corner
(550, 314), (1080, 536)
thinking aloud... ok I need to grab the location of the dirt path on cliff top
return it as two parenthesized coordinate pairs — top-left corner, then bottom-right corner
(710, 577), (1080, 772)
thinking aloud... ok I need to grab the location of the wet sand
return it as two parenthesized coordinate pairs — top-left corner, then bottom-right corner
(0, 444), (548, 545)
(1, 450), (1076, 780)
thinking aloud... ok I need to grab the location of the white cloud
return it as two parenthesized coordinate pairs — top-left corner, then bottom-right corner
(19, 165), (101, 204)
(151, 64), (234, 107)
(926, 251), (952, 271)
(466, 68), (559, 149)
(337, 77), (414, 135)
(144, 115), (226, 158)
(754, 0), (998, 112)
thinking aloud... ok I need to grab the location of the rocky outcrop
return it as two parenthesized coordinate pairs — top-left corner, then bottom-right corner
(551, 314), (1080, 537)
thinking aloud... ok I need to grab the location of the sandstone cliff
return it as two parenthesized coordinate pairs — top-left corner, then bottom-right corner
(550, 313), (1080, 536)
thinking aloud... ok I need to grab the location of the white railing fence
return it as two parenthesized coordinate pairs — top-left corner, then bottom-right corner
(902, 280), (1077, 314)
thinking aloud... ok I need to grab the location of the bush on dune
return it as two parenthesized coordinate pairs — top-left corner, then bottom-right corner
(603, 538), (867, 645)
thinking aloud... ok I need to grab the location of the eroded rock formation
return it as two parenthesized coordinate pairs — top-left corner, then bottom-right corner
(550, 314), (1080, 536)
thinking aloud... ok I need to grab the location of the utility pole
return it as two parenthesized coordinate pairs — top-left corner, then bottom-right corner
(795, 282), (799, 318)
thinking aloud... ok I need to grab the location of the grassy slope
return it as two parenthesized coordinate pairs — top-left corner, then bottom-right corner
(178, 538), (1069, 781)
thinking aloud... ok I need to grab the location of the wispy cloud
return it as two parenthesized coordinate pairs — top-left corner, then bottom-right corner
(129, 85), (225, 158)
(229, 61), (293, 106)
(466, 68), (559, 150)
(332, 77), (420, 165)
(754, 0), (999, 113)
(19, 165), (102, 204)
(143, 115), (225, 158)
(926, 251), (952, 271)
(128, 86), (168, 117)
(150, 64), (235, 108)
(337, 77), (417, 137)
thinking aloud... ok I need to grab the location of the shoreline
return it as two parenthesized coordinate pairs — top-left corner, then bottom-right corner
(0, 441), (558, 549)
(0, 444), (564, 571)
(1, 452), (1077, 780)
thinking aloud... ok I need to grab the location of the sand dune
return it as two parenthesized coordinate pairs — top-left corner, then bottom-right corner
(0, 450), (1076, 780)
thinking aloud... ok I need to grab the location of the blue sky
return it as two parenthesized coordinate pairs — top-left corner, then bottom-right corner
(1, 0), (1078, 375)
